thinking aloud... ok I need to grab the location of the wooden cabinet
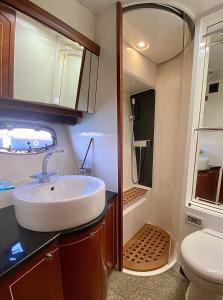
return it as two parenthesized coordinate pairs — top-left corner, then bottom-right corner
(0, 1), (101, 123)
(60, 223), (107, 300)
(0, 242), (63, 300)
(99, 218), (108, 299)
(106, 199), (116, 273)
(0, 197), (117, 300)
(60, 198), (116, 300)
(196, 167), (220, 202)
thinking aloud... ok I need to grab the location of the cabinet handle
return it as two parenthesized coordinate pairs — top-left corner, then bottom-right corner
(89, 232), (95, 239)
(45, 252), (54, 261)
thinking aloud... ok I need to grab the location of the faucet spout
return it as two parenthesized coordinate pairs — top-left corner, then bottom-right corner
(30, 149), (64, 183)
(42, 150), (64, 176)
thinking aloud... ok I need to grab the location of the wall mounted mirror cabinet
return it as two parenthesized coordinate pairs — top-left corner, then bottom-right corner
(0, 1), (100, 118)
(192, 20), (223, 210)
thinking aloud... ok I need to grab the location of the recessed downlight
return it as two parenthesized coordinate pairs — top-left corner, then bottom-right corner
(135, 41), (149, 51)
(137, 41), (146, 49)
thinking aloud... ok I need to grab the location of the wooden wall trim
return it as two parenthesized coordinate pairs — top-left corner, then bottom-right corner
(116, 1), (123, 271)
(0, 108), (78, 124)
(0, 3), (15, 97)
(0, 0), (100, 55)
(0, 97), (82, 118)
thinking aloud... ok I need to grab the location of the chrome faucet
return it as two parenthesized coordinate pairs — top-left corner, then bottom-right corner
(31, 150), (64, 183)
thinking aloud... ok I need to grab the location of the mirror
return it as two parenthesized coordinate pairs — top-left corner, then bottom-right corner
(14, 12), (84, 109)
(193, 23), (223, 207)
(202, 28), (223, 128)
(194, 131), (223, 206)
(3, 8), (99, 113)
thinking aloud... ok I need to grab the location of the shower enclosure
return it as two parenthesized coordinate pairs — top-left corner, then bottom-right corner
(120, 3), (195, 274)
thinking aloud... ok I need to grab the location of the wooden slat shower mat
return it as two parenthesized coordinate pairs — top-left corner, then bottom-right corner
(123, 224), (170, 272)
(122, 187), (148, 206)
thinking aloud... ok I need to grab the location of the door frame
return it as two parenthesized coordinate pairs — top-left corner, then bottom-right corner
(116, 1), (123, 271)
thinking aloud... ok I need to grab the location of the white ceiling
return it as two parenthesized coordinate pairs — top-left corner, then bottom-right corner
(123, 9), (190, 63)
(77, 0), (223, 18)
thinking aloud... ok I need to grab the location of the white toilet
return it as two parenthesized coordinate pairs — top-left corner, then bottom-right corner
(181, 228), (223, 300)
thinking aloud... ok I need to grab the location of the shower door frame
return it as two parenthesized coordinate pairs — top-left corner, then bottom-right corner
(116, 1), (195, 271)
(116, 1), (123, 271)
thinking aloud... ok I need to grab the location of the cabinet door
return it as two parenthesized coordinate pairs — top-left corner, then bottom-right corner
(106, 200), (116, 273)
(99, 219), (108, 300)
(0, 242), (63, 300)
(60, 225), (102, 300)
(196, 168), (220, 202)
(207, 168), (220, 201)
(196, 171), (209, 199)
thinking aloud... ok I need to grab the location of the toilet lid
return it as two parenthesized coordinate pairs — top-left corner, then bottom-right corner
(181, 228), (223, 284)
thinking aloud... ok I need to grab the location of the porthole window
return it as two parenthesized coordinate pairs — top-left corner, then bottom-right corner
(0, 122), (57, 154)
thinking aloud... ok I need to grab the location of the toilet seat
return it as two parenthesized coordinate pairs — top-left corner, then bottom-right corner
(181, 228), (223, 285)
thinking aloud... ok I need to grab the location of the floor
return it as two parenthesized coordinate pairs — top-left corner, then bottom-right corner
(107, 264), (189, 300)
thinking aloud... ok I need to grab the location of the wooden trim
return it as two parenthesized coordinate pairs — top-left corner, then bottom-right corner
(8, 4), (15, 98)
(61, 224), (104, 248)
(0, 0), (100, 55)
(0, 108), (78, 124)
(0, 97), (82, 118)
(75, 48), (86, 110)
(0, 3), (15, 97)
(61, 235), (90, 248)
(116, 1), (123, 271)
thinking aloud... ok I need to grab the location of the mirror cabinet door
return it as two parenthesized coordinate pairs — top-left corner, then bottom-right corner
(0, 4), (99, 113)
(193, 21), (223, 206)
(76, 51), (99, 113)
(202, 23), (223, 128)
(88, 53), (99, 113)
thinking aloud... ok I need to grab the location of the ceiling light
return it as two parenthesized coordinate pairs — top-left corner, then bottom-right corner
(136, 41), (146, 49)
(126, 47), (132, 51)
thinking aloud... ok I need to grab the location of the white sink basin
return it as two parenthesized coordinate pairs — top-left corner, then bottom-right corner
(198, 155), (209, 171)
(13, 175), (105, 232)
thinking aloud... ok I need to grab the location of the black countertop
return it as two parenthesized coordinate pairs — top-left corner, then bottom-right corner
(0, 190), (116, 279)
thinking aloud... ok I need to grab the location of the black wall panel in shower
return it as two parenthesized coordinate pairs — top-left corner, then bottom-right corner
(131, 89), (155, 187)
